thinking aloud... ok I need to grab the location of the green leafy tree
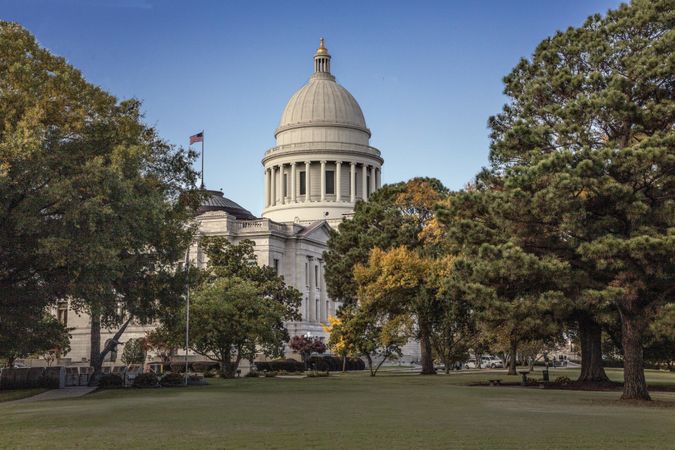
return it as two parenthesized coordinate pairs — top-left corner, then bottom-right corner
(643, 304), (675, 370)
(0, 22), (201, 385)
(457, 243), (566, 375)
(160, 238), (301, 378)
(430, 285), (477, 374)
(482, 0), (673, 400)
(329, 305), (411, 377)
(326, 178), (448, 374)
(121, 338), (147, 366)
(0, 311), (70, 368)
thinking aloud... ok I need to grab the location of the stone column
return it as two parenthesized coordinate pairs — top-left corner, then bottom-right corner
(304, 161), (311, 202)
(271, 166), (276, 206)
(335, 161), (342, 202)
(318, 260), (326, 322)
(320, 160), (326, 202)
(278, 164), (284, 205)
(264, 168), (269, 207)
(350, 162), (356, 203)
(307, 256), (315, 322)
(370, 165), (376, 195)
(362, 164), (368, 200)
(290, 162), (296, 203)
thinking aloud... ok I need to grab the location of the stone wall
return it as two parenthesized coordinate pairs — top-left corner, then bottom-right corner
(0, 366), (66, 390)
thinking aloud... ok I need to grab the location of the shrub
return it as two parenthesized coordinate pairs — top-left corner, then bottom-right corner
(554, 376), (572, 386)
(307, 371), (329, 377)
(203, 369), (219, 378)
(308, 356), (366, 372)
(245, 370), (260, 378)
(264, 371), (278, 377)
(133, 372), (159, 388)
(188, 374), (207, 385)
(98, 374), (123, 388)
(161, 372), (184, 387)
(525, 377), (540, 386)
(255, 359), (305, 373)
(192, 362), (220, 373)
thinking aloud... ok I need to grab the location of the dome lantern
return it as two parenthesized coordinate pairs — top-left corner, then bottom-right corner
(313, 37), (332, 76)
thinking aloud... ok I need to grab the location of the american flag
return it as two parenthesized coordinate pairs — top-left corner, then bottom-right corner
(189, 131), (204, 145)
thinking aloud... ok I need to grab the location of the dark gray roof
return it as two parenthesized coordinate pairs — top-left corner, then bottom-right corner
(196, 190), (257, 220)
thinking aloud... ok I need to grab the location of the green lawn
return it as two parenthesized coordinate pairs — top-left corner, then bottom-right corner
(0, 388), (47, 403)
(0, 368), (673, 449)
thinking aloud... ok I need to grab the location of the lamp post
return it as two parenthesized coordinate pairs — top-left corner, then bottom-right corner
(303, 332), (311, 370)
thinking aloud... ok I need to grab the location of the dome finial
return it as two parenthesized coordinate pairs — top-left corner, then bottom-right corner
(315, 37), (329, 56)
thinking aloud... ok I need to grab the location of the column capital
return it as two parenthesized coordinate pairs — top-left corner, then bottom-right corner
(350, 161), (356, 166)
(320, 160), (327, 165)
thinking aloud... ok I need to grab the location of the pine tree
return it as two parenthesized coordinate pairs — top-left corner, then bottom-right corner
(483, 0), (673, 399)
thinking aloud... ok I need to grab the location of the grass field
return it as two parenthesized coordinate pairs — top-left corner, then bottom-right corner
(0, 368), (673, 449)
(0, 388), (47, 403)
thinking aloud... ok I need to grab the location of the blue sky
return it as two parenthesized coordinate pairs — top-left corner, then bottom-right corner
(2, 0), (623, 214)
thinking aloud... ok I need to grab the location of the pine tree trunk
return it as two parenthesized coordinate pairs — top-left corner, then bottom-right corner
(419, 323), (436, 375)
(620, 311), (650, 401)
(577, 316), (609, 383)
(507, 340), (517, 375)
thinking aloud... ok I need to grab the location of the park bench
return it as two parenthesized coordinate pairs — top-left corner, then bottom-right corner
(488, 379), (502, 386)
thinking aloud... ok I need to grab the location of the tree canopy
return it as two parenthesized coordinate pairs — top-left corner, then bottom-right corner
(162, 238), (302, 378)
(439, 0), (674, 399)
(0, 22), (202, 379)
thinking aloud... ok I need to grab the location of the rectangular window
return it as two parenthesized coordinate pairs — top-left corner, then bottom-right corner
(273, 258), (279, 275)
(325, 170), (335, 195)
(367, 175), (371, 196)
(299, 171), (306, 195)
(57, 301), (68, 327)
(283, 174), (288, 197)
(315, 265), (319, 288)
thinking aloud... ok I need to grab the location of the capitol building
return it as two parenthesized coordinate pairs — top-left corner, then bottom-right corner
(60, 39), (385, 364)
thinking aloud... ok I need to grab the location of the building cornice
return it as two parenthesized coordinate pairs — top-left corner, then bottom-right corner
(262, 142), (383, 165)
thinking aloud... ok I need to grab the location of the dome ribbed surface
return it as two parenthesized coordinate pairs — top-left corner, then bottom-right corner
(278, 77), (366, 130)
(197, 190), (256, 219)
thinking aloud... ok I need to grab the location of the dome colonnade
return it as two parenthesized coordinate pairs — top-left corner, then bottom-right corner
(262, 38), (383, 224)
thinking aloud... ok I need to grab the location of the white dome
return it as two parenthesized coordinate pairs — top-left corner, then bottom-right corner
(262, 39), (383, 226)
(277, 76), (368, 133)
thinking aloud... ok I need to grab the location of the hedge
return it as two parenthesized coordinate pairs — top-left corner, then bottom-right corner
(308, 356), (365, 372)
(254, 359), (305, 373)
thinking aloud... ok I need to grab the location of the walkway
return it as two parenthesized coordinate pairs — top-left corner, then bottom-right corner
(11, 386), (96, 403)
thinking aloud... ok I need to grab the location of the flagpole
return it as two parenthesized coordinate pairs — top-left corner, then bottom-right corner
(200, 131), (205, 189)
(184, 249), (190, 385)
